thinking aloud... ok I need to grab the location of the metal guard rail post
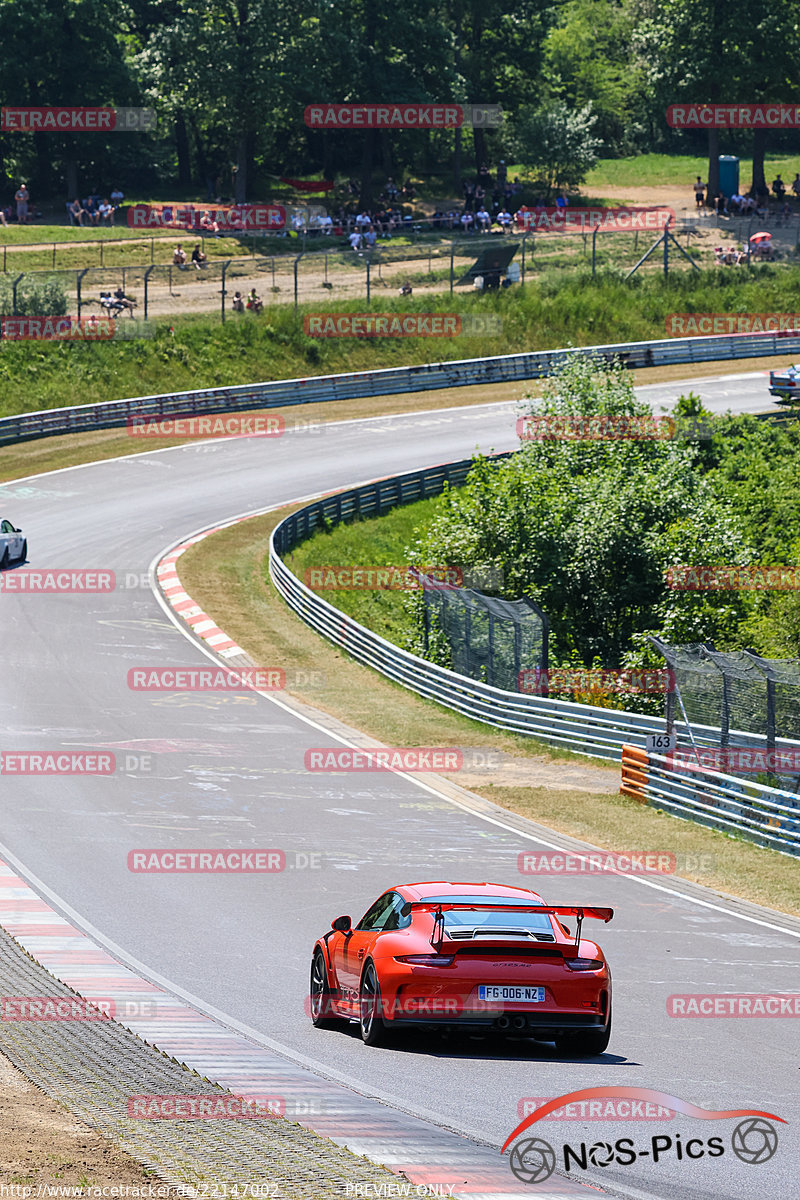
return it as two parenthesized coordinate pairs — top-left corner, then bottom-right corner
(269, 457), (800, 857)
(3, 329), (800, 446)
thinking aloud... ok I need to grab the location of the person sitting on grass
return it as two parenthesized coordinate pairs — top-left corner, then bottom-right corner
(67, 198), (86, 226)
(99, 199), (115, 226)
(246, 288), (263, 312)
(232, 291), (245, 312)
(496, 208), (512, 232)
(191, 243), (207, 269)
(173, 244), (188, 268)
(200, 211), (221, 236)
(399, 280), (412, 296)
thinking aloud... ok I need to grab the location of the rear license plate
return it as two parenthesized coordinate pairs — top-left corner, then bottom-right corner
(478, 985), (545, 1003)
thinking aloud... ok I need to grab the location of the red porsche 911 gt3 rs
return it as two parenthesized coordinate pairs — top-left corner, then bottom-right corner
(309, 880), (613, 1054)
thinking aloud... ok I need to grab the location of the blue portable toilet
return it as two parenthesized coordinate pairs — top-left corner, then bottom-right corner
(718, 156), (740, 198)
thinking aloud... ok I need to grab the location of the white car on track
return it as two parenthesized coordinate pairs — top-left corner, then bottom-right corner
(0, 518), (26, 567)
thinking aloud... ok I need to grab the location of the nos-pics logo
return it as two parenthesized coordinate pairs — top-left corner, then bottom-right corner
(503, 1088), (783, 1184)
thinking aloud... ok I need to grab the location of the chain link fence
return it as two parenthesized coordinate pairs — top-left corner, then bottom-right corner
(416, 568), (549, 690)
(1, 221), (725, 326)
(651, 638), (800, 779)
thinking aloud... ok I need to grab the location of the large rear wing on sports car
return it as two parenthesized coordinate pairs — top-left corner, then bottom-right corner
(404, 901), (613, 953)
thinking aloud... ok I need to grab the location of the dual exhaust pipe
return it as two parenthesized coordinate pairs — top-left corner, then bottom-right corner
(496, 1014), (527, 1031)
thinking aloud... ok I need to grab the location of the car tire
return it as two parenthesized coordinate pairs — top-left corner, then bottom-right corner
(359, 962), (390, 1046)
(309, 951), (340, 1027)
(554, 1002), (612, 1057)
(0, 548), (8, 570)
(18, 541), (27, 562)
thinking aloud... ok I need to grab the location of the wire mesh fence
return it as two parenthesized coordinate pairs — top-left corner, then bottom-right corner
(416, 568), (549, 690)
(651, 638), (800, 788)
(0, 220), (725, 327)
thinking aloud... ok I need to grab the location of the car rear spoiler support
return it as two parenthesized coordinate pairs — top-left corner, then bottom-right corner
(407, 901), (614, 955)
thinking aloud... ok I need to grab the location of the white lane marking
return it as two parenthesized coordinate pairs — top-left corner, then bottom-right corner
(0, 368), (776, 490)
(150, 505), (800, 942)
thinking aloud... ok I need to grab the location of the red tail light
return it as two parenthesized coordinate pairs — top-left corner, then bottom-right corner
(564, 957), (604, 971)
(394, 955), (455, 966)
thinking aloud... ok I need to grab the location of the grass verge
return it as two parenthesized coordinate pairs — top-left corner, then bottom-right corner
(3, 268), (800, 420)
(177, 506), (800, 919)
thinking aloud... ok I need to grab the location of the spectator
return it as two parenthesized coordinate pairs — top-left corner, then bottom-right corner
(0, 207), (6, 227)
(792, 173), (800, 201)
(349, 229), (362, 251)
(191, 243), (207, 269)
(363, 226), (377, 249)
(460, 210), (474, 234)
(319, 213), (333, 235)
(83, 196), (100, 226)
(474, 183), (486, 207)
(232, 291), (245, 312)
(173, 244), (188, 269)
(200, 211), (220, 236)
(693, 176), (706, 207)
(475, 206), (491, 232)
(478, 162), (491, 187)
(715, 193), (728, 216)
(114, 285), (137, 315)
(496, 207), (512, 232)
(110, 187), (124, 205)
(99, 198), (115, 226)
(15, 182), (30, 224)
(510, 176), (522, 196)
(772, 175), (786, 200)
(246, 288), (263, 312)
(462, 179), (475, 211)
(497, 160), (507, 188)
(555, 192), (568, 209)
(385, 177), (398, 201)
(67, 198), (85, 226)
(399, 280), (412, 296)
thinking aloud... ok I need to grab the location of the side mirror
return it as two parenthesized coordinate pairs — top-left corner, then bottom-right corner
(331, 915), (351, 933)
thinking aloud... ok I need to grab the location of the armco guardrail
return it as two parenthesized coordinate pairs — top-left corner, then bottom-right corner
(622, 746), (800, 856)
(269, 455), (800, 759)
(3, 329), (799, 446)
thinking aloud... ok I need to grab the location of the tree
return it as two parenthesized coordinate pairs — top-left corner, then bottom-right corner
(509, 102), (600, 196)
(543, 0), (646, 154)
(633, 0), (800, 198)
(0, 0), (138, 197)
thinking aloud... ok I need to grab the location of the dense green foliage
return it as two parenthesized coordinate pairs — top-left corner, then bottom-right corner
(1, 0), (799, 202)
(286, 358), (800, 712)
(409, 359), (800, 678)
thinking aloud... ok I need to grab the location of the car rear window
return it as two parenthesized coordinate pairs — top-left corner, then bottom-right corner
(418, 894), (553, 934)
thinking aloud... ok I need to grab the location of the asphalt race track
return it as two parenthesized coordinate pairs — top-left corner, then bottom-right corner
(1, 368), (798, 1200)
